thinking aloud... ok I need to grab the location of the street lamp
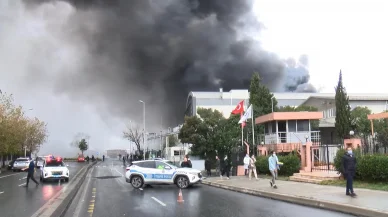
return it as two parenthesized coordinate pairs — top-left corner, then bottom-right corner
(271, 96), (274, 112)
(139, 100), (146, 160)
(349, 130), (355, 137)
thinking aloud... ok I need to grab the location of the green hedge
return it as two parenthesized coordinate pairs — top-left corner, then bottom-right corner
(255, 153), (300, 176)
(334, 148), (388, 182)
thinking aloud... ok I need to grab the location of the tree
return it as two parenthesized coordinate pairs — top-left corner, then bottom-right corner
(350, 106), (372, 136)
(248, 73), (278, 142)
(179, 108), (240, 159)
(71, 132), (90, 154)
(78, 139), (88, 155)
(334, 71), (352, 140)
(123, 125), (142, 152)
(0, 92), (48, 160)
(163, 134), (179, 148)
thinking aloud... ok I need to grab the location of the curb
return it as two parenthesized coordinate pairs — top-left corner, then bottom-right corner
(30, 161), (97, 217)
(202, 180), (388, 217)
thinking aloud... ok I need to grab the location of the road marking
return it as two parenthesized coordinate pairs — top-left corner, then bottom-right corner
(114, 168), (124, 177)
(18, 183), (26, 186)
(0, 173), (21, 179)
(0, 191), (4, 194)
(151, 197), (166, 206)
(88, 188), (97, 217)
(19, 177), (27, 180)
(73, 167), (95, 217)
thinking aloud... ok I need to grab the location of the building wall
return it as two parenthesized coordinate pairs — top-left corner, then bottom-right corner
(349, 100), (388, 113)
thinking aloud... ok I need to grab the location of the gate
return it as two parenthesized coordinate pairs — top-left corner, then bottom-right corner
(311, 144), (342, 172)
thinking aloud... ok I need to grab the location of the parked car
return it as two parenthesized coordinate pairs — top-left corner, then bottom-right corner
(12, 158), (31, 172)
(7, 159), (16, 170)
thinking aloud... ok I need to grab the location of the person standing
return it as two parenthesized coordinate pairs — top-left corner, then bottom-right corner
(221, 156), (230, 180)
(268, 151), (278, 189)
(249, 155), (258, 180)
(102, 155), (105, 161)
(243, 154), (250, 176)
(185, 155), (192, 168)
(24, 158), (39, 187)
(181, 157), (192, 168)
(205, 158), (211, 177)
(215, 156), (220, 176)
(342, 147), (357, 197)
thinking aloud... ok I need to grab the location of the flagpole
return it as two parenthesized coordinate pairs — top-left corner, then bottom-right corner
(252, 104), (255, 156)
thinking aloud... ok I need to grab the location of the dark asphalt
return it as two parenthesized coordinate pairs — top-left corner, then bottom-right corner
(65, 159), (355, 217)
(0, 161), (86, 217)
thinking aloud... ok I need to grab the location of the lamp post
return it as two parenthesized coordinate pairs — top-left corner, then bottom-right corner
(271, 96), (274, 112)
(304, 135), (309, 143)
(139, 100), (146, 160)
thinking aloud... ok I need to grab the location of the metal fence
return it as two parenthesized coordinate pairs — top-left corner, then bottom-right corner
(311, 144), (342, 172)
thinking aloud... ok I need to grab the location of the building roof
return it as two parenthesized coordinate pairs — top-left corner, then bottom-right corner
(188, 89), (337, 101)
(255, 112), (323, 124)
(300, 94), (388, 108)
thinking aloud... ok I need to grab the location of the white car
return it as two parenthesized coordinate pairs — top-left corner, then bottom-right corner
(40, 156), (70, 182)
(125, 160), (202, 189)
(12, 158), (31, 172)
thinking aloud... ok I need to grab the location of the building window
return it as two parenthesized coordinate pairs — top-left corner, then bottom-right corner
(264, 123), (269, 134)
(271, 121), (277, 133)
(297, 120), (309, 132)
(288, 120), (297, 132)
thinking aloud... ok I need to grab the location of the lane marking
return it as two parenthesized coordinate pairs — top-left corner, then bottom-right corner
(0, 191), (4, 194)
(19, 177), (27, 180)
(88, 188), (97, 217)
(73, 167), (95, 217)
(151, 197), (166, 206)
(18, 183), (26, 186)
(0, 173), (21, 179)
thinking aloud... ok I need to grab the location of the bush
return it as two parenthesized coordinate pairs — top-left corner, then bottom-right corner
(334, 148), (388, 182)
(255, 153), (300, 176)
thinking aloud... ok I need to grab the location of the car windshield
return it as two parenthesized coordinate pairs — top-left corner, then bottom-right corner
(46, 161), (64, 167)
(16, 159), (29, 162)
(165, 161), (180, 168)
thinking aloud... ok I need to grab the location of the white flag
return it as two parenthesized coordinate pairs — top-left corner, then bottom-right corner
(238, 104), (252, 124)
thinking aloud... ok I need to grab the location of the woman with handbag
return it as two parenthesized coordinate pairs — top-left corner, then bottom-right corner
(248, 155), (258, 180)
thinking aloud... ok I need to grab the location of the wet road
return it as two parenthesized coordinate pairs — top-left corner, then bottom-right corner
(65, 159), (355, 217)
(0, 162), (86, 217)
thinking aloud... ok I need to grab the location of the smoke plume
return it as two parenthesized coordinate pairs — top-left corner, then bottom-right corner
(2, 0), (315, 127)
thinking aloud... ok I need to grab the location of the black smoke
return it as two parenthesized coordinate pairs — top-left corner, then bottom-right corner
(20, 0), (315, 127)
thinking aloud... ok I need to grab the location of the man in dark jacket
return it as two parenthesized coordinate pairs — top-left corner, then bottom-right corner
(24, 158), (39, 187)
(341, 147), (357, 197)
(204, 158), (211, 177)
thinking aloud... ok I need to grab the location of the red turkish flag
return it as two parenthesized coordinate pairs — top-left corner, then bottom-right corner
(231, 100), (244, 114)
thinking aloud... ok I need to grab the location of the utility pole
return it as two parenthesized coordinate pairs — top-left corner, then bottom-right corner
(139, 100), (146, 160)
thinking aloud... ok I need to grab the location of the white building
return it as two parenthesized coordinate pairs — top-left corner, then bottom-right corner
(185, 89), (336, 118)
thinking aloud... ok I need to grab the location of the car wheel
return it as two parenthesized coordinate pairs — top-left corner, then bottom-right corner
(13, 169), (16, 172)
(130, 176), (143, 189)
(65, 178), (69, 182)
(176, 176), (189, 189)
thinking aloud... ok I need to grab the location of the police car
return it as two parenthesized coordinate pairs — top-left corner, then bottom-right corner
(125, 160), (202, 189)
(40, 156), (70, 182)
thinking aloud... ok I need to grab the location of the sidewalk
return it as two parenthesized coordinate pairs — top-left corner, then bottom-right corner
(202, 176), (388, 217)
